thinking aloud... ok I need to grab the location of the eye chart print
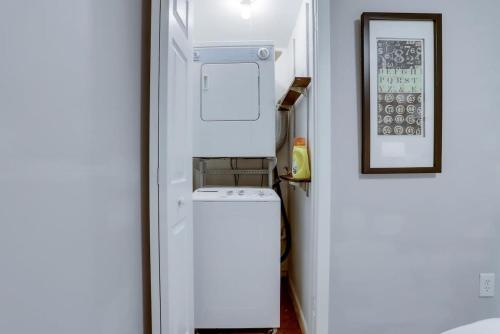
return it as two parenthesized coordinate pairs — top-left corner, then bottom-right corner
(377, 39), (424, 136)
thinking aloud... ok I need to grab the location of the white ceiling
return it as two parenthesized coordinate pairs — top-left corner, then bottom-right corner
(192, 0), (304, 48)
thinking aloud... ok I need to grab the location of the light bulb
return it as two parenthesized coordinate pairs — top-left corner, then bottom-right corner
(240, 0), (256, 20)
(241, 3), (252, 20)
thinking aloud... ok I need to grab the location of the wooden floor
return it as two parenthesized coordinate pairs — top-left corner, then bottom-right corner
(278, 278), (302, 334)
(196, 278), (302, 334)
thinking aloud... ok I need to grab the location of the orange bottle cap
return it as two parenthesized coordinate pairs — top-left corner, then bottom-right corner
(294, 137), (306, 146)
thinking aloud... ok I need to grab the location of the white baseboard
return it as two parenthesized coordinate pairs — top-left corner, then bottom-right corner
(288, 278), (309, 334)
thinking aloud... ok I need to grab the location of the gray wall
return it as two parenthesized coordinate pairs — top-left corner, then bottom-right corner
(330, 1), (500, 333)
(0, 1), (150, 333)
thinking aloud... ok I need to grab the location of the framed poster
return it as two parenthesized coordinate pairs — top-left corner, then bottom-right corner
(361, 13), (442, 174)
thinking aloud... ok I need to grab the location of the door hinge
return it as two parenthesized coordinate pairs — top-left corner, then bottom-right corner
(312, 295), (317, 319)
(157, 167), (160, 185)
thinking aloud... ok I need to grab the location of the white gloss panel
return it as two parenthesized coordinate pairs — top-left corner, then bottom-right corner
(441, 319), (500, 334)
(201, 62), (260, 121)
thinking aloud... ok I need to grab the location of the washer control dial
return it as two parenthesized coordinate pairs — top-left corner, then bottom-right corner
(257, 48), (271, 60)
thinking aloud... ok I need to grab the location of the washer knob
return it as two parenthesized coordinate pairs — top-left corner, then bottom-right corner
(257, 48), (271, 60)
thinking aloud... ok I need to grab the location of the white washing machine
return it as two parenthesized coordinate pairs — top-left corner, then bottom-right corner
(193, 187), (281, 329)
(193, 42), (276, 158)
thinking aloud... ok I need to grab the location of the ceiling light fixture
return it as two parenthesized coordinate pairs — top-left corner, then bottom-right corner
(240, 0), (256, 20)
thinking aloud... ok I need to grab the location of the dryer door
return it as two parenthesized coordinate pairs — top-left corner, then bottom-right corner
(201, 62), (260, 121)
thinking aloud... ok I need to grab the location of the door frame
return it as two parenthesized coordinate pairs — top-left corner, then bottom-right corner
(149, 0), (333, 333)
(309, 0), (332, 333)
(149, 0), (161, 333)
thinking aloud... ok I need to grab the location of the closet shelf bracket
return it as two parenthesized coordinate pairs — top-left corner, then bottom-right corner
(277, 76), (312, 111)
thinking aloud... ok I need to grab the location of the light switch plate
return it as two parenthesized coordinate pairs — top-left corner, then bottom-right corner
(480, 273), (495, 297)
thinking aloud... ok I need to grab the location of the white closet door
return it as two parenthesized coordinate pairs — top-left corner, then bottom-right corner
(151, 0), (194, 333)
(201, 62), (260, 121)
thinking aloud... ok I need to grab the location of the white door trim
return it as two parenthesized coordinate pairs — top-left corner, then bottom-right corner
(310, 0), (332, 333)
(149, 0), (161, 333)
(149, 0), (332, 332)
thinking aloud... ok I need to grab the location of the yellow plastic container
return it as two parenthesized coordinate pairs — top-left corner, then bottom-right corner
(292, 137), (310, 180)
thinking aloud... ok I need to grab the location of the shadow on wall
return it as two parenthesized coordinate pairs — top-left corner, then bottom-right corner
(353, 19), (437, 181)
(141, 0), (152, 334)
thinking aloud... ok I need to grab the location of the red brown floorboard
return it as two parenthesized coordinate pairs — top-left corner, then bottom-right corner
(278, 278), (301, 334)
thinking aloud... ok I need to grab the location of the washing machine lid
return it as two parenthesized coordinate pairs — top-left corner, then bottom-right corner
(193, 187), (280, 202)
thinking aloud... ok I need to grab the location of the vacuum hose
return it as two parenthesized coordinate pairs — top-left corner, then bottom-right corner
(273, 166), (291, 263)
(275, 109), (289, 152)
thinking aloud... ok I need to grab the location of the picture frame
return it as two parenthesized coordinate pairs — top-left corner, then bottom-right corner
(361, 12), (442, 174)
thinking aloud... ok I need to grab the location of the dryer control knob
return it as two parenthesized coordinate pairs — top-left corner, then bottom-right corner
(257, 48), (271, 60)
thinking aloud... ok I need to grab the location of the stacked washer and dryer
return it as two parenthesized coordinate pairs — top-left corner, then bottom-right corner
(192, 42), (281, 331)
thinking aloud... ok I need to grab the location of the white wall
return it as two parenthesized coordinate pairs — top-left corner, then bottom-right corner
(280, 1), (316, 332)
(193, 0), (303, 48)
(330, 1), (500, 333)
(0, 1), (149, 333)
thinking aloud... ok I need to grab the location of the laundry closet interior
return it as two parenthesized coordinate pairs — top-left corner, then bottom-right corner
(180, 0), (316, 333)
